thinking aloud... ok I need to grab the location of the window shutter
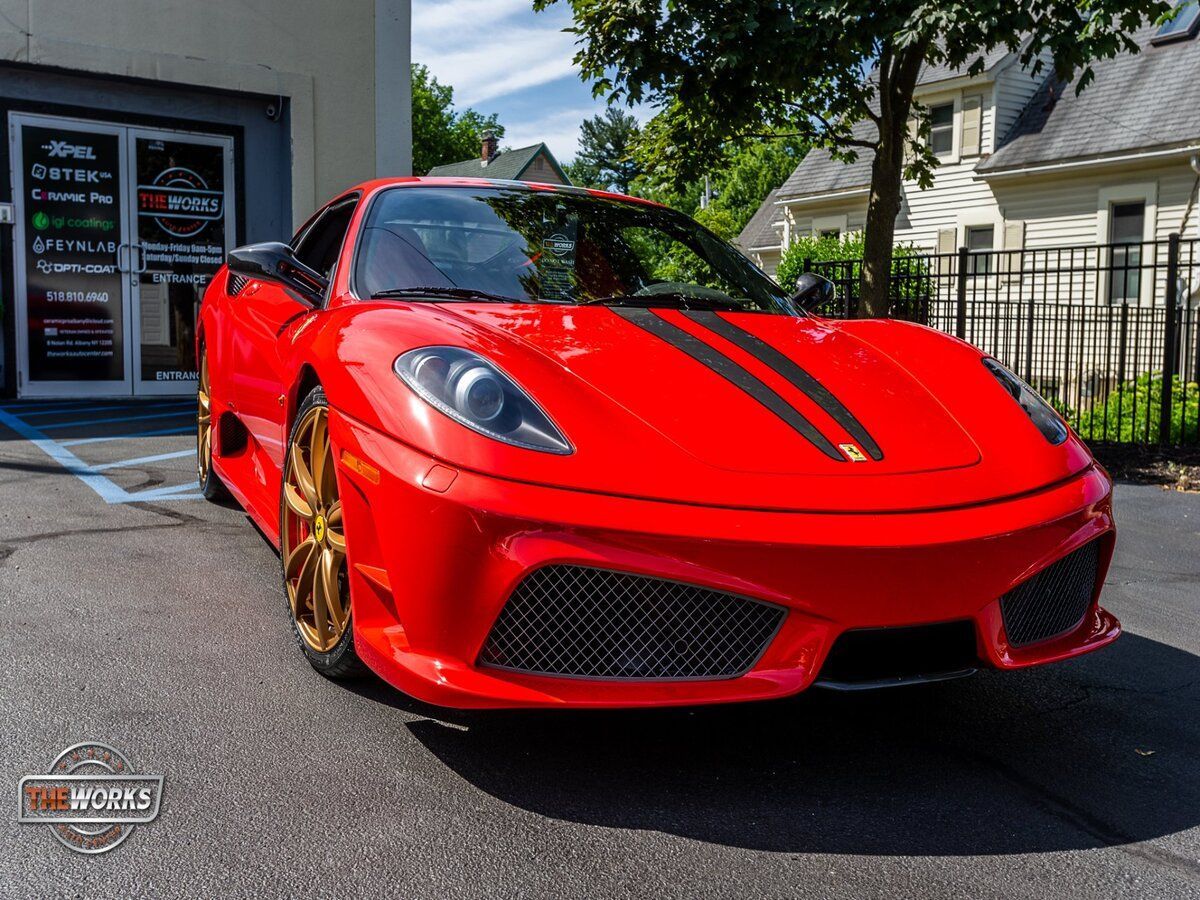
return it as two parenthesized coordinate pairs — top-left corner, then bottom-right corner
(936, 227), (957, 276)
(1002, 220), (1025, 283)
(961, 95), (982, 157)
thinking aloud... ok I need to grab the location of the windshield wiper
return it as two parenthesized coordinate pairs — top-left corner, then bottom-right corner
(371, 286), (523, 303)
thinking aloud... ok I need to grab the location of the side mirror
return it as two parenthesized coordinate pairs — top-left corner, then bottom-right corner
(789, 272), (836, 312)
(227, 242), (328, 306)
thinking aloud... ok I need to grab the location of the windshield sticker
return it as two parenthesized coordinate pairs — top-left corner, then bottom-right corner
(537, 218), (578, 301)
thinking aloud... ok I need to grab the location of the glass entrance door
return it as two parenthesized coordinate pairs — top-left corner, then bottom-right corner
(129, 129), (234, 395)
(10, 115), (131, 397)
(9, 113), (235, 398)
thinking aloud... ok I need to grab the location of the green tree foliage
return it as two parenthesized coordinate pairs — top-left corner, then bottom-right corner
(536, 0), (1173, 315)
(411, 64), (504, 176)
(630, 126), (805, 240)
(567, 107), (643, 193)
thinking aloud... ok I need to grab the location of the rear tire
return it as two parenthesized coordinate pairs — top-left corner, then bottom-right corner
(280, 387), (363, 679)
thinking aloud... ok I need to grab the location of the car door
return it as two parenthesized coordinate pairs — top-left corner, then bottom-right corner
(229, 194), (359, 500)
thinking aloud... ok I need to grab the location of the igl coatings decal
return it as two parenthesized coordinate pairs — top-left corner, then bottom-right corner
(18, 743), (163, 854)
(137, 165), (223, 238)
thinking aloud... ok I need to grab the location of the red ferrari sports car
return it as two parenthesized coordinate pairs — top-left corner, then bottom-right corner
(196, 177), (1119, 709)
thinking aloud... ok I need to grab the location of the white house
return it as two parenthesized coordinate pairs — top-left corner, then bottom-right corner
(738, 11), (1200, 293)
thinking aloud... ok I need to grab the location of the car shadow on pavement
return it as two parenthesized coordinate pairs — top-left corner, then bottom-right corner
(384, 632), (1200, 858)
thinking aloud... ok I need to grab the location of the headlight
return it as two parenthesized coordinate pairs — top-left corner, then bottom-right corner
(395, 347), (572, 454)
(982, 358), (1069, 445)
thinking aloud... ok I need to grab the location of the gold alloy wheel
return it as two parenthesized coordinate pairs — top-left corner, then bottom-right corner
(197, 353), (213, 484)
(281, 405), (350, 653)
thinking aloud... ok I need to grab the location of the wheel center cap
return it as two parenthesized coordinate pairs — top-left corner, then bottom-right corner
(313, 515), (326, 543)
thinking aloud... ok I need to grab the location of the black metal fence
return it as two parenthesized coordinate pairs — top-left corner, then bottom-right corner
(806, 235), (1200, 446)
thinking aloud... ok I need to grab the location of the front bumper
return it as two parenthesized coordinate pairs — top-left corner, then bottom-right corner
(331, 411), (1118, 709)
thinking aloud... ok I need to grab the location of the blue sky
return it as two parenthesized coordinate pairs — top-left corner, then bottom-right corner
(412, 0), (646, 163)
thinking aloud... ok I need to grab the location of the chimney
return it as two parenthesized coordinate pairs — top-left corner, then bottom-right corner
(481, 130), (498, 165)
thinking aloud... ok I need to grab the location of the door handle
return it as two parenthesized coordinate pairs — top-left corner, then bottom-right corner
(116, 242), (130, 273)
(133, 245), (148, 274)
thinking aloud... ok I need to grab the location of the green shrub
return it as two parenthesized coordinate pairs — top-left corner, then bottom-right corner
(776, 234), (865, 292)
(777, 236), (931, 318)
(1075, 373), (1200, 444)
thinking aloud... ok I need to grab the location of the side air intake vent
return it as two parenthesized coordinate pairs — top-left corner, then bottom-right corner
(1000, 540), (1101, 647)
(227, 271), (250, 296)
(478, 566), (786, 680)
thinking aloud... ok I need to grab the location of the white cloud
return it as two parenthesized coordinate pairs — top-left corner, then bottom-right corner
(413, 1), (580, 105)
(501, 106), (601, 160)
(412, 1), (654, 164)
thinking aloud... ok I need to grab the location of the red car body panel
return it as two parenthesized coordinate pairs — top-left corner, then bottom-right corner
(198, 177), (1120, 709)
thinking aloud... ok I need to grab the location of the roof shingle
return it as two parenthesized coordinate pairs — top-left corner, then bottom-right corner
(980, 25), (1200, 172)
(427, 143), (566, 181)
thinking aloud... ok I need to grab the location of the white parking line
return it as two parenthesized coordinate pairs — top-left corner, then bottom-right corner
(0, 407), (202, 504)
(59, 425), (194, 448)
(90, 449), (195, 472)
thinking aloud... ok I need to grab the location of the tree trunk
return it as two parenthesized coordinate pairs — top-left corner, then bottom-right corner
(858, 40), (930, 318)
(859, 134), (905, 317)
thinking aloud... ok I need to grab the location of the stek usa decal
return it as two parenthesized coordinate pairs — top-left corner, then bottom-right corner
(18, 742), (163, 854)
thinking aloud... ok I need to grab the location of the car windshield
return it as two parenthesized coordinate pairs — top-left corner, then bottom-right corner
(353, 185), (791, 313)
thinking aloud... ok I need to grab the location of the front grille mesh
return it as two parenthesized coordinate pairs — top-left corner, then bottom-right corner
(478, 566), (786, 680)
(1000, 540), (1101, 647)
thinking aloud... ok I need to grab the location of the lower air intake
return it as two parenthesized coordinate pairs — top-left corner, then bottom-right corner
(478, 566), (786, 680)
(1000, 539), (1101, 647)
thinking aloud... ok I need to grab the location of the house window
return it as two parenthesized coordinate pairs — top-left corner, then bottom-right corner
(1152, 0), (1200, 44)
(818, 228), (841, 240)
(966, 225), (994, 274)
(929, 103), (954, 156)
(1108, 202), (1145, 303)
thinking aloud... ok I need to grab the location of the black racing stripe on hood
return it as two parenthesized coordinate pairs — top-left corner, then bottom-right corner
(684, 311), (884, 461)
(612, 307), (844, 461)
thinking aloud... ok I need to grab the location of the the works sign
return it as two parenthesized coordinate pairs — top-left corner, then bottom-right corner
(137, 166), (223, 238)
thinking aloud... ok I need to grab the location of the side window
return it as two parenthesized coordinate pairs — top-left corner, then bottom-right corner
(292, 197), (358, 281)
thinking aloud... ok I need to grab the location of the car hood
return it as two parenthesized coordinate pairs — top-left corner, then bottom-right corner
(336, 303), (1094, 513)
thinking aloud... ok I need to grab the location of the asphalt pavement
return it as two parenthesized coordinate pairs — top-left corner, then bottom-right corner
(0, 400), (1198, 899)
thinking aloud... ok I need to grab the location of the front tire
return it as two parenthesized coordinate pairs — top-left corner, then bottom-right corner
(197, 346), (229, 501)
(280, 387), (363, 679)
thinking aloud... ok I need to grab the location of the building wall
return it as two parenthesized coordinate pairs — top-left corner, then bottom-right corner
(773, 64), (1200, 283)
(0, 0), (412, 225)
(523, 152), (566, 185)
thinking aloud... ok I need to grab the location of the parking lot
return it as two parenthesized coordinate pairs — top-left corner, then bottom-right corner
(1, 399), (1198, 899)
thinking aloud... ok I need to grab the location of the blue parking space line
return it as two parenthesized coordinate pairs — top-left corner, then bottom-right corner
(90, 449), (196, 471)
(0, 408), (201, 504)
(0, 399), (101, 412)
(17, 400), (192, 419)
(59, 425), (194, 448)
(41, 409), (195, 431)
